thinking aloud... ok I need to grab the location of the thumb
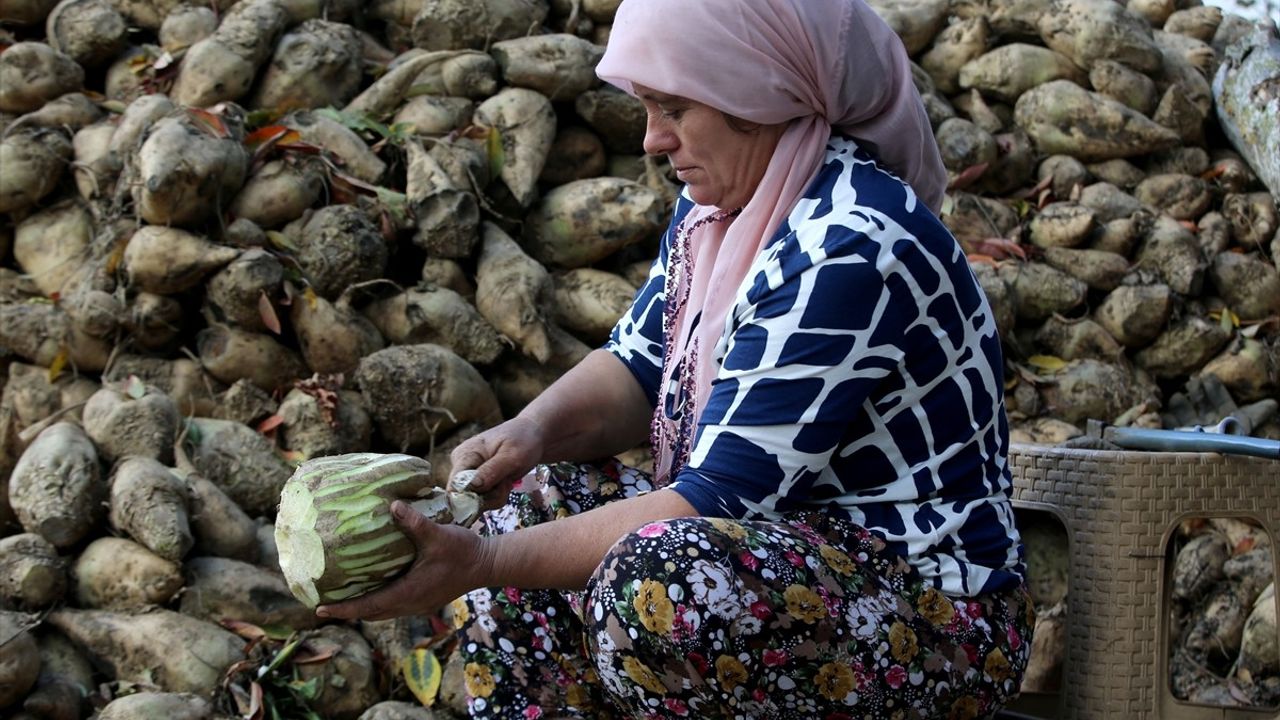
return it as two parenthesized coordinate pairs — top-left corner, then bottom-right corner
(390, 500), (441, 555)
(450, 443), (488, 475)
(469, 460), (524, 512)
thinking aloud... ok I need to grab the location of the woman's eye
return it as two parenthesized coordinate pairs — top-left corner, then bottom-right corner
(659, 107), (683, 120)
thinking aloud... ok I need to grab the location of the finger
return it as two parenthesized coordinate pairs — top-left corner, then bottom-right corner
(316, 577), (411, 621)
(450, 439), (490, 474)
(389, 500), (440, 554)
(317, 505), (441, 621)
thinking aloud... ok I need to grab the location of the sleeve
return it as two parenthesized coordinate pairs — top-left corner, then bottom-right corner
(602, 194), (694, 408)
(667, 230), (914, 519)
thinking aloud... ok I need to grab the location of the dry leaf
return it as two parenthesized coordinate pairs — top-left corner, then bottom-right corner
(47, 347), (68, 382)
(258, 291), (281, 335)
(187, 107), (229, 138)
(221, 619), (268, 643)
(1028, 354), (1068, 372)
(947, 162), (989, 192)
(968, 237), (1027, 261)
(294, 374), (342, 427)
(248, 680), (264, 720)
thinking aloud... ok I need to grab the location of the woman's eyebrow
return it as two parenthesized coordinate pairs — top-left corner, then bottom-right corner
(638, 90), (682, 103)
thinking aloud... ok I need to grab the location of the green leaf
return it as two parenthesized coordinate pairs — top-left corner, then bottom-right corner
(403, 648), (442, 707)
(260, 634), (304, 678)
(375, 188), (410, 224)
(315, 107), (393, 140)
(261, 624), (294, 641)
(182, 419), (202, 446)
(266, 230), (298, 252)
(289, 676), (321, 701)
(486, 125), (505, 180)
(387, 122), (414, 144)
(245, 108), (283, 129)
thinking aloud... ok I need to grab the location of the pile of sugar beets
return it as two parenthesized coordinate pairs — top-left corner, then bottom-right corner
(0, 0), (1278, 716)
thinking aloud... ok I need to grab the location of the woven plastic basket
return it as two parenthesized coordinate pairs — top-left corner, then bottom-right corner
(1005, 443), (1280, 720)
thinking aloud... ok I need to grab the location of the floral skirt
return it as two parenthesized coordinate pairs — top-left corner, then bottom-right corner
(452, 460), (1033, 720)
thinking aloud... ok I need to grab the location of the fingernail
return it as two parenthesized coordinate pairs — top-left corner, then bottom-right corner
(391, 501), (407, 518)
(315, 608), (330, 618)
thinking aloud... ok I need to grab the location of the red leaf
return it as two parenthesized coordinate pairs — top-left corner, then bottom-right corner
(257, 414), (285, 434)
(258, 291), (281, 334)
(1013, 174), (1052, 201)
(245, 125), (289, 148)
(966, 253), (998, 267)
(294, 374), (342, 427)
(224, 658), (259, 679)
(1037, 187), (1053, 210)
(428, 614), (453, 639)
(448, 123), (492, 142)
(1201, 164), (1227, 180)
(380, 210), (397, 243)
(947, 162), (989, 192)
(328, 173), (362, 204)
(969, 237), (1027, 261)
(273, 139), (322, 154)
(187, 108), (229, 138)
(221, 619), (267, 643)
(294, 648), (338, 665)
(331, 169), (383, 195)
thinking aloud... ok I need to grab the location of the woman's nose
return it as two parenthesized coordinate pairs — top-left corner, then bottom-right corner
(642, 116), (676, 156)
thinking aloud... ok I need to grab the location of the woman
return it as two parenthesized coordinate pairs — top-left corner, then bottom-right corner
(319, 0), (1032, 717)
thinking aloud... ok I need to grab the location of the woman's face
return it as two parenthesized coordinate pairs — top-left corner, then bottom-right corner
(634, 83), (785, 210)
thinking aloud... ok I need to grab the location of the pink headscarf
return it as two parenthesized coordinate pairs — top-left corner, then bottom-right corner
(596, 0), (946, 483)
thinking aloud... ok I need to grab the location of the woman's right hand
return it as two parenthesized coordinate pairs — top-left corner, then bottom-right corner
(450, 416), (546, 510)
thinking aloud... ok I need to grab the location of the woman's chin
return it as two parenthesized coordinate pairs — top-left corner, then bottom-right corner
(686, 185), (721, 208)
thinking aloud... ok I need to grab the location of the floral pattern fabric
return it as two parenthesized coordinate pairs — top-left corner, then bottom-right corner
(455, 461), (1032, 720)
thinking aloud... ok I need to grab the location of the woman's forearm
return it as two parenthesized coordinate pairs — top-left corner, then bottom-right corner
(517, 349), (654, 464)
(479, 488), (697, 591)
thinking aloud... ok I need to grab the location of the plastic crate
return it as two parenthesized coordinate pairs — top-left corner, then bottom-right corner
(1005, 443), (1280, 720)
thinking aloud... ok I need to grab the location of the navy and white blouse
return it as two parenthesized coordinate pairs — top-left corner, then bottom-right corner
(605, 135), (1025, 597)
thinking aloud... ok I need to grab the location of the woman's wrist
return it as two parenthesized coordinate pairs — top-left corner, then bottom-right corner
(509, 412), (550, 463)
(468, 533), (503, 592)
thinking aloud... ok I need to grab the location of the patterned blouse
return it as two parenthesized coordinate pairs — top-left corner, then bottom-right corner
(605, 134), (1025, 597)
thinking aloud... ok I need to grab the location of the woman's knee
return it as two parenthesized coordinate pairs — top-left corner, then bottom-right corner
(585, 516), (748, 634)
(587, 519), (671, 606)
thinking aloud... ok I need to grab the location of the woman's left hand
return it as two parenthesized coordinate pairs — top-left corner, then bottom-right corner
(315, 500), (493, 622)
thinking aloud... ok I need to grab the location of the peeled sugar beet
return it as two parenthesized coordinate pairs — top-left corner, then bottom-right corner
(275, 453), (482, 608)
